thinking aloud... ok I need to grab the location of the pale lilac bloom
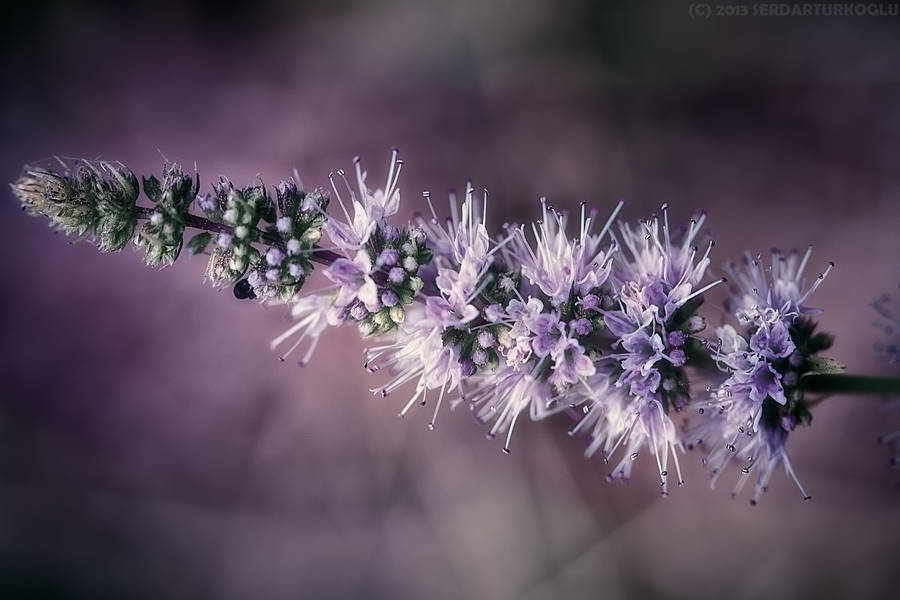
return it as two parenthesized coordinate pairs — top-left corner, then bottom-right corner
(459, 370), (559, 453)
(611, 206), (716, 318)
(548, 337), (596, 390)
(324, 152), (403, 252)
(364, 301), (465, 429)
(270, 293), (335, 366)
(431, 184), (497, 311)
(569, 373), (685, 494)
(503, 198), (620, 307)
(530, 312), (567, 358)
(689, 399), (808, 505)
(604, 282), (692, 400)
(691, 249), (834, 503)
(749, 316), (795, 359)
(416, 183), (493, 267)
(324, 249), (379, 320)
(725, 247), (833, 317)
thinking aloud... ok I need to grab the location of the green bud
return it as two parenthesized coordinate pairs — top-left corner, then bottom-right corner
(372, 309), (393, 328)
(389, 305), (405, 324)
(301, 228), (322, 244)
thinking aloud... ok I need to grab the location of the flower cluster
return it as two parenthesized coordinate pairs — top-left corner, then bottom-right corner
(567, 207), (723, 493)
(17, 151), (891, 505)
(688, 248), (836, 503)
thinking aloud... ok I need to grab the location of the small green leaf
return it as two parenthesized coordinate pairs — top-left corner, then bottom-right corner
(143, 176), (161, 203)
(187, 232), (212, 255)
(803, 356), (846, 376)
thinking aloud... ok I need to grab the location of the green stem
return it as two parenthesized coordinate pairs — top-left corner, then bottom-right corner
(800, 374), (900, 395)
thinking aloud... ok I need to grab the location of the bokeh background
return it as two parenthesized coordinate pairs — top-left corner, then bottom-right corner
(1, 1), (899, 598)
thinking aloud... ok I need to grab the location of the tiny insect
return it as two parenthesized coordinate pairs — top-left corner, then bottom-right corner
(233, 278), (256, 300)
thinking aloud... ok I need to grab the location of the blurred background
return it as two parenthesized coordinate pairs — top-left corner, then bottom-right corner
(1, 1), (899, 598)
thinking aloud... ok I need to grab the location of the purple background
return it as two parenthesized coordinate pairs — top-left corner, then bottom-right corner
(1, 1), (899, 598)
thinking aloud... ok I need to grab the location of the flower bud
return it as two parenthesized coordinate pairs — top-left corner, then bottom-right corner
(276, 216), (292, 233)
(686, 315), (706, 333)
(389, 306), (405, 324)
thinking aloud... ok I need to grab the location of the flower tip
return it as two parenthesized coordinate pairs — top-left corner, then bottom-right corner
(427, 422), (435, 431)
(352, 155), (361, 164)
(502, 447), (511, 455)
(803, 495), (812, 502)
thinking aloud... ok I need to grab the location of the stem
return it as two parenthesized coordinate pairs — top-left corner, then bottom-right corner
(135, 205), (343, 267)
(135, 204), (442, 296)
(800, 374), (900, 395)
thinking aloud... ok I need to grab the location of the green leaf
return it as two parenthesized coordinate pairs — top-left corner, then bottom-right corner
(187, 232), (212, 255)
(143, 176), (161, 203)
(803, 356), (846, 376)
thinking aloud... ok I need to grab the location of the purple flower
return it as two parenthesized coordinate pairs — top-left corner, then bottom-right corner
(484, 303), (504, 322)
(383, 225), (400, 241)
(621, 330), (665, 375)
(579, 293), (601, 311)
(477, 330), (496, 348)
(472, 348), (489, 366)
(725, 247), (833, 317)
(749, 361), (787, 405)
(619, 368), (662, 397)
(460, 358), (477, 377)
(266, 247), (285, 267)
(349, 303), (368, 320)
(667, 330), (686, 348)
(388, 267), (406, 284)
(530, 313), (566, 357)
(381, 290), (399, 307)
(324, 250), (379, 314)
(570, 318), (592, 336)
(378, 248), (399, 267)
(506, 198), (618, 306)
(749, 319), (795, 359)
